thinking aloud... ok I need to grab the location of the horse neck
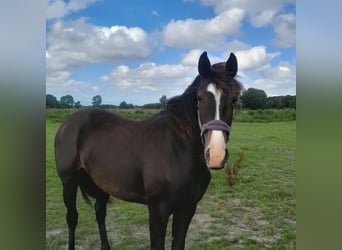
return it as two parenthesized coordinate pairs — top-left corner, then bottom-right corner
(166, 92), (202, 146)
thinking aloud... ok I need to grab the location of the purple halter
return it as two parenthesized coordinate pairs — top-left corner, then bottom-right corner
(200, 120), (231, 137)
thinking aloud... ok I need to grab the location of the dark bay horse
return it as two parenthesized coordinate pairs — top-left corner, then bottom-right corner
(54, 51), (243, 250)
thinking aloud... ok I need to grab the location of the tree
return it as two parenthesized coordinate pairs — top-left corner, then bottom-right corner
(266, 96), (284, 109)
(92, 95), (102, 107)
(126, 103), (134, 109)
(282, 95), (296, 109)
(241, 88), (267, 109)
(60, 95), (74, 108)
(119, 101), (134, 109)
(46, 94), (59, 108)
(119, 101), (128, 109)
(74, 101), (82, 109)
(159, 95), (168, 108)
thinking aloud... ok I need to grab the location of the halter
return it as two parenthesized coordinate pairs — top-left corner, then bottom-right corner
(200, 120), (231, 137)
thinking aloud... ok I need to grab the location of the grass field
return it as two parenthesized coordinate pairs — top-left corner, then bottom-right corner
(46, 110), (296, 249)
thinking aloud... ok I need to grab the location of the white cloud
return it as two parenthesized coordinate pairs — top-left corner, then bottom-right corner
(162, 8), (245, 49)
(181, 50), (204, 66)
(199, 0), (296, 48)
(224, 39), (253, 51)
(234, 46), (280, 71)
(46, 69), (99, 98)
(46, 18), (155, 96)
(47, 0), (99, 20)
(101, 63), (196, 92)
(152, 10), (160, 16)
(217, 43), (294, 95)
(218, 44), (295, 95)
(101, 44), (286, 96)
(254, 61), (296, 95)
(272, 14), (296, 48)
(200, 0), (294, 17)
(47, 18), (153, 68)
(181, 49), (223, 66)
(250, 10), (276, 27)
(178, 45), (279, 71)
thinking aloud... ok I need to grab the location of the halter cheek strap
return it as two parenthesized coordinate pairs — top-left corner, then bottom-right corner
(200, 120), (231, 137)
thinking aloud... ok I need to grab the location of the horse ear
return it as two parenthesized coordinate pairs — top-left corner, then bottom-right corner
(198, 52), (211, 77)
(226, 53), (238, 78)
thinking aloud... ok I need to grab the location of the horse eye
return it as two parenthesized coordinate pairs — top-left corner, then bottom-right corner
(197, 96), (203, 102)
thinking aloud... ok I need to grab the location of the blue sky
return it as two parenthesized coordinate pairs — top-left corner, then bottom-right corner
(46, 0), (296, 106)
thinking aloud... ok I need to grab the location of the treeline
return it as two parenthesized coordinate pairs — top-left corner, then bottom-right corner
(239, 88), (295, 109)
(46, 94), (99, 108)
(47, 107), (295, 123)
(47, 90), (295, 110)
(46, 94), (168, 109)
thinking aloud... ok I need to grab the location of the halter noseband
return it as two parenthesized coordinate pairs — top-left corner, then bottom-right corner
(200, 120), (231, 137)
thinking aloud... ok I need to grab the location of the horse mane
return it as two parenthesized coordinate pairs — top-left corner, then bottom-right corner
(166, 77), (199, 138)
(165, 63), (243, 138)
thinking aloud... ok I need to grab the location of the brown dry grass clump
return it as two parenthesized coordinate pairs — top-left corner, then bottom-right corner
(225, 152), (244, 186)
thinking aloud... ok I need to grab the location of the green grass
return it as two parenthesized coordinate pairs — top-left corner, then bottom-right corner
(46, 110), (296, 249)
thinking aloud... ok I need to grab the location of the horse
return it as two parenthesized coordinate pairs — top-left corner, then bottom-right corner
(54, 51), (243, 250)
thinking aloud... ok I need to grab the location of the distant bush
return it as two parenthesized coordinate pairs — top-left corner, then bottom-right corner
(47, 108), (296, 124)
(116, 109), (154, 120)
(234, 109), (296, 123)
(142, 103), (162, 109)
(46, 108), (156, 123)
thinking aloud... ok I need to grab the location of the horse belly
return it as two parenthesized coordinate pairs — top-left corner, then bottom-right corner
(80, 146), (147, 204)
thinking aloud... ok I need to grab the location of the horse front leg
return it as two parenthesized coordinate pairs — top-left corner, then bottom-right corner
(148, 202), (171, 250)
(171, 203), (197, 250)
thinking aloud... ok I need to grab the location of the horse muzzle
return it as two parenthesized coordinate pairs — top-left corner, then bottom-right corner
(205, 147), (228, 169)
(200, 120), (231, 170)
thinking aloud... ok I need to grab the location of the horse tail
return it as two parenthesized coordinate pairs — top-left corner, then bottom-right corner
(79, 183), (92, 207)
(77, 169), (93, 207)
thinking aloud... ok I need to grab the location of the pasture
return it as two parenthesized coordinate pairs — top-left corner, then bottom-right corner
(46, 109), (296, 249)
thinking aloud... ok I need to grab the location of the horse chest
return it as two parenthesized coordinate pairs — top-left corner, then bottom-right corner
(166, 167), (211, 203)
(185, 173), (211, 200)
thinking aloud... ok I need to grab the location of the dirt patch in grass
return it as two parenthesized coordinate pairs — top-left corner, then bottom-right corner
(225, 205), (283, 249)
(184, 196), (281, 248)
(46, 229), (64, 242)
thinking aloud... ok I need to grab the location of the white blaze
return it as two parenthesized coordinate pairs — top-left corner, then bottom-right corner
(207, 83), (221, 120)
(206, 83), (226, 167)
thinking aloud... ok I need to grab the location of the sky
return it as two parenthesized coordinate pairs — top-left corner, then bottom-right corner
(46, 0), (296, 106)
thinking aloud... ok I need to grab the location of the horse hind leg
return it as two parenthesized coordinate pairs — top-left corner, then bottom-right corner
(94, 191), (110, 250)
(62, 174), (79, 250)
(78, 169), (111, 249)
